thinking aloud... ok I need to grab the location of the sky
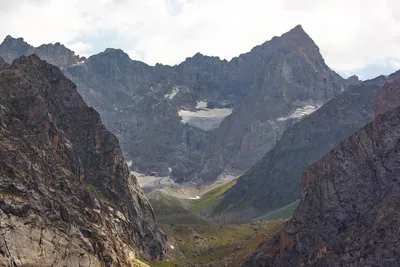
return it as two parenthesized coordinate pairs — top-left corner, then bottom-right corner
(1, 0), (400, 80)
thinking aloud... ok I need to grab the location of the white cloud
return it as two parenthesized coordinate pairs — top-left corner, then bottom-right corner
(68, 42), (93, 57)
(2, 0), (400, 78)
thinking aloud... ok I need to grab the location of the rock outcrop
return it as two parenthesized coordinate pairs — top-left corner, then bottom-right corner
(217, 71), (400, 219)
(0, 26), (349, 184)
(242, 103), (400, 267)
(375, 80), (400, 116)
(0, 36), (84, 69)
(0, 55), (165, 266)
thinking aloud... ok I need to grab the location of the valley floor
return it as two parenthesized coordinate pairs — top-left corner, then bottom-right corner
(152, 218), (284, 267)
(145, 178), (290, 267)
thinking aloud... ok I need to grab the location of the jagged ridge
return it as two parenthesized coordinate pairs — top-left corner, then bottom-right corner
(243, 103), (400, 266)
(0, 55), (165, 266)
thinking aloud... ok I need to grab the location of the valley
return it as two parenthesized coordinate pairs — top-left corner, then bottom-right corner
(144, 177), (289, 267)
(1, 20), (400, 267)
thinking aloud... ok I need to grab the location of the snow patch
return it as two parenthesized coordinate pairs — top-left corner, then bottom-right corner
(178, 108), (233, 131)
(70, 60), (85, 67)
(164, 86), (180, 99)
(126, 160), (133, 167)
(196, 100), (208, 109)
(277, 105), (319, 121)
(187, 196), (201, 200)
(133, 171), (175, 189)
(170, 245), (175, 250)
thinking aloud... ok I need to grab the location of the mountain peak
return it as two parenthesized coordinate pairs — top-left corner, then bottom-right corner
(3, 35), (27, 43)
(291, 24), (305, 33)
(104, 48), (126, 54)
(4, 35), (14, 41)
(281, 24), (311, 41)
(101, 48), (131, 59)
(0, 35), (33, 64)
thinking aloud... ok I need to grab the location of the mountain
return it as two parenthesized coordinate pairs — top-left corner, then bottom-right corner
(0, 55), (165, 266)
(0, 25), (349, 184)
(196, 25), (347, 182)
(242, 103), (400, 267)
(0, 35), (84, 69)
(216, 71), (400, 220)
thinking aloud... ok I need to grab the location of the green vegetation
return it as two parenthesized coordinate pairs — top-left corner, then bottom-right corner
(189, 178), (238, 215)
(147, 179), (291, 266)
(258, 199), (300, 220)
(212, 187), (264, 215)
(152, 220), (284, 267)
(150, 191), (210, 225)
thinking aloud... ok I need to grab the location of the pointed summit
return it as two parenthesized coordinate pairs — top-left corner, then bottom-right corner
(281, 24), (312, 42)
(2, 35), (27, 44)
(4, 35), (14, 41)
(0, 35), (32, 64)
(290, 24), (306, 34)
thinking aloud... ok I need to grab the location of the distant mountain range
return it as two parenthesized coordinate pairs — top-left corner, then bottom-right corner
(0, 25), (356, 185)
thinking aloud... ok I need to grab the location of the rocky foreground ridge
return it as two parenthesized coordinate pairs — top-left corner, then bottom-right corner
(0, 55), (165, 266)
(217, 71), (400, 219)
(242, 101), (400, 266)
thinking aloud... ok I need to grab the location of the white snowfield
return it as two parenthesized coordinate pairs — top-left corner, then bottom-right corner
(132, 171), (176, 189)
(277, 105), (319, 121)
(178, 101), (233, 131)
(70, 60), (85, 67)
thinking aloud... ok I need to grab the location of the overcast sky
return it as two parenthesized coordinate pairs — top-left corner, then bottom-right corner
(2, 0), (400, 79)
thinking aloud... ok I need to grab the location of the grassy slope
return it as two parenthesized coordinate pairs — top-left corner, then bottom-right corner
(189, 179), (238, 215)
(147, 179), (294, 266)
(151, 220), (284, 267)
(257, 199), (300, 220)
(149, 191), (208, 225)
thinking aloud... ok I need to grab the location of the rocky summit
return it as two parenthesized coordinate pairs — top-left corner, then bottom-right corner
(0, 25), (350, 184)
(216, 70), (400, 220)
(242, 103), (400, 267)
(0, 55), (165, 266)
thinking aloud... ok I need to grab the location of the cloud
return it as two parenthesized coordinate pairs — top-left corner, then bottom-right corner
(2, 0), (400, 79)
(68, 42), (93, 57)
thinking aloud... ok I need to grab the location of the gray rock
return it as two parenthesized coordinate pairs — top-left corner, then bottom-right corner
(217, 71), (400, 219)
(0, 55), (165, 266)
(242, 100), (400, 267)
(0, 26), (348, 184)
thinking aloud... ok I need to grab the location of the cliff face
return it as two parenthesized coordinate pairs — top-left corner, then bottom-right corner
(242, 104), (400, 267)
(0, 26), (349, 183)
(197, 25), (346, 181)
(375, 80), (400, 116)
(217, 71), (400, 219)
(0, 55), (165, 266)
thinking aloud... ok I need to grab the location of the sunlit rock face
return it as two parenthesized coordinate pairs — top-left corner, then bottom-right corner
(0, 55), (165, 266)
